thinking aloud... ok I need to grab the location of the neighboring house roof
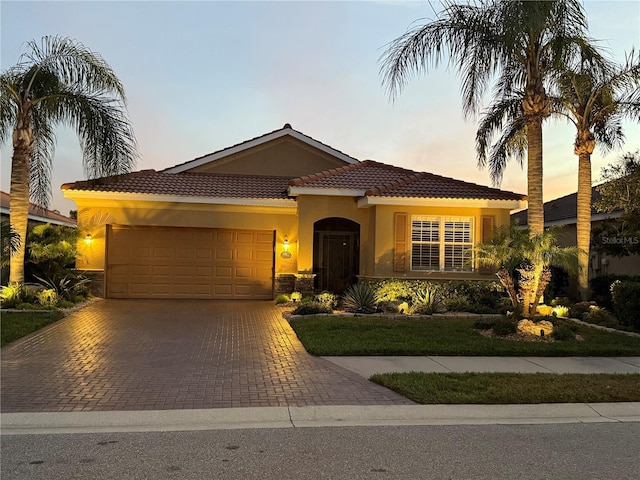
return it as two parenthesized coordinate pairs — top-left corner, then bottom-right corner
(0, 191), (77, 227)
(163, 123), (359, 173)
(511, 186), (620, 227)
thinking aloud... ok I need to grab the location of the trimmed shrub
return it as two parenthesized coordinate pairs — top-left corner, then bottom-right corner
(492, 318), (517, 337)
(445, 294), (471, 312)
(611, 281), (640, 329)
(569, 301), (595, 320)
(314, 292), (338, 310)
(590, 274), (640, 310)
(36, 289), (58, 308)
(291, 302), (331, 316)
(343, 282), (378, 314)
(275, 294), (291, 305)
(585, 306), (619, 329)
(552, 324), (576, 341)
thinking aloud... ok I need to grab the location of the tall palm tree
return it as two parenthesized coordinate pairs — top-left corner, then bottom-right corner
(553, 52), (640, 299)
(476, 53), (640, 299)
(0, 36), (137, 284)
(380, 0), (599, 237)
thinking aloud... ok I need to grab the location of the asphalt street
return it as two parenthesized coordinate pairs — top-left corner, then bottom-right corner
(2, 423), (639, 480)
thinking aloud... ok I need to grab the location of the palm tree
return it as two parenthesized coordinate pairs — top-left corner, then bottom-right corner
(0, 36), (137, 284)
(380, 0), (599, 237)
(475, 225), (578, 318)
(552, 52), (640, 299)
(476, 53), (640, 299)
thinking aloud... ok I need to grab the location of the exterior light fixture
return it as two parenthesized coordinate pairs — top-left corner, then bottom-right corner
(281, 236), (292, 259)
(84, 234), (92, 244)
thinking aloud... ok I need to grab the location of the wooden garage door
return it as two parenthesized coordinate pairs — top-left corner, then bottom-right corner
(106, 226), (274, 299)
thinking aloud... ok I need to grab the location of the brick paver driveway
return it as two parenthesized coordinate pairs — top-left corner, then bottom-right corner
(1, 300), (413, 412)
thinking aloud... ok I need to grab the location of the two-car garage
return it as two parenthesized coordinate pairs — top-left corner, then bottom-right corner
(105, 225), (275, 299)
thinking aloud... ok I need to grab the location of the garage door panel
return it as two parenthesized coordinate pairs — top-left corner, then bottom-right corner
(107, 226), (274, 299)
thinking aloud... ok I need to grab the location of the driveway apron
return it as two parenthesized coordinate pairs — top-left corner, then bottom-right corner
(1, 300), (413, 412)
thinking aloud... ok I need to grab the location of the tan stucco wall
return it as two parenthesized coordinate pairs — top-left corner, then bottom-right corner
(73, 199), (298, 274)
(295, 195), (371, 273)
(187, 137), (349, 176)
(369, 205), (511, 280)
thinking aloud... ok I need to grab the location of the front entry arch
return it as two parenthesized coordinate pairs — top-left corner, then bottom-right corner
(313, 218), (360, 293)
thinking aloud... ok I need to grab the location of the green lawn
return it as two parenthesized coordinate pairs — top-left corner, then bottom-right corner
(1, 311), (64, 347)
(289, 316), (640, 356)
(370, 372), (640, 404)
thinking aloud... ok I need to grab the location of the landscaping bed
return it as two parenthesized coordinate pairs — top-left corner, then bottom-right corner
(289, 316), (640, 356)
(370, 372), (640, 404)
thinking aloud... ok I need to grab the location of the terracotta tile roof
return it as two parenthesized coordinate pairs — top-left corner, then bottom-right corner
(289, 160), (415, 190)
(290, 160), (525, 201)
(0, 191), (77, 226)
(511, 186), (614, 226)
(62, 170), (292, 200)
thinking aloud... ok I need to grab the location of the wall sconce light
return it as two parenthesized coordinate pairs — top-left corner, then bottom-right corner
(281, 236), (292, 259)
(84, 234), (92, 244)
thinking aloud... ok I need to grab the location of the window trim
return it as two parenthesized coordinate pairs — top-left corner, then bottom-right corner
(410, 215), (474, 272)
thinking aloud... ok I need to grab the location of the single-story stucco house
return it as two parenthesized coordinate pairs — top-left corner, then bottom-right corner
(62, 124), (526, 299)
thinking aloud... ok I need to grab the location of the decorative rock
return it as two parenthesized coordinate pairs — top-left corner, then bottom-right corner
(517, 319), (554, 337)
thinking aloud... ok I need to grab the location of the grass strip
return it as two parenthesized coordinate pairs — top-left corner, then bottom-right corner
(370, 372), (640, 404)
(290, 316), (640, 356)
(1, 311), (64, 347)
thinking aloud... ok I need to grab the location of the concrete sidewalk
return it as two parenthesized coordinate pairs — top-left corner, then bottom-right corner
(322, 356), (640, 378)
(2, 403), (639, 435)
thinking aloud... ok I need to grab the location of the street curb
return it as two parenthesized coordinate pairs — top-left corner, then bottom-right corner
(2, 403), (638, 435)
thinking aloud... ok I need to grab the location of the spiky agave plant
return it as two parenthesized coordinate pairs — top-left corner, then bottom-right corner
(342, 282), (378, 314)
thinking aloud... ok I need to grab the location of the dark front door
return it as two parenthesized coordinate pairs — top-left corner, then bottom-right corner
(314, 218), (360, 293)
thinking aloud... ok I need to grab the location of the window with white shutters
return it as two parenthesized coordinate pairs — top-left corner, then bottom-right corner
(411, 216), (474, 271)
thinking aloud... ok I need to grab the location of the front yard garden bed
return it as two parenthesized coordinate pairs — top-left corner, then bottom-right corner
(289, 316), (640, 356)
(370, 372), (640, 404)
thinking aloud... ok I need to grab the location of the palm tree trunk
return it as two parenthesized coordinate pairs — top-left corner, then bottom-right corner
(9, 120), (34, 284)
(575, 133), (595, 301)
(526, 117), (544, 237)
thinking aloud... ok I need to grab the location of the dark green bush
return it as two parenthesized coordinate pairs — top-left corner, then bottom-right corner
(611, 281), (640, 329)
(492, 318), (517, 336)
(291, 302), (332, 316)
(473, 319), (496, 330)
(551, 324), (576, 341)
(590, 275), (640, 310)
(585, 307), (619, 329)
(569, 301), (595, 320)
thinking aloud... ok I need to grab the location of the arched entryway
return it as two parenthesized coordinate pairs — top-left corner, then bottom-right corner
(313, 218), (360, 293)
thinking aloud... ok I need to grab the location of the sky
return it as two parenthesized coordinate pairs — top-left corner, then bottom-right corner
(1, 0), (639, 216)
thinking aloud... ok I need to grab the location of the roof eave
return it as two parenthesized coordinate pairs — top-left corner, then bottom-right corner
(287, 186), (367, 197)
(358, 196), (527, 210)
(62, 190), (297, 208)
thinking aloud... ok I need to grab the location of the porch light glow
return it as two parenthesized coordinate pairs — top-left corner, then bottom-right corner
(283, 236), (290, 251)
(84, 234), (92, 244)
